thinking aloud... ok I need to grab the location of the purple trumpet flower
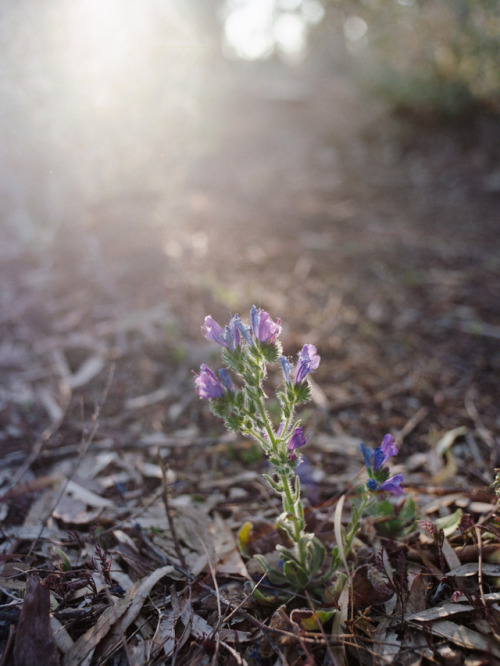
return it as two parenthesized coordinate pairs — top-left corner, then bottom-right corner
(294, 344), (321, 384)
(361, 434), (404, 497)
(202, 315), (242, 351)
(202, 316), (226, 347)
(287, 426), (308, 460)
(250, 305), (282, 343)
(373, 434), (399, 471)
(361, 434), (399, 473)
(367, 474), (404, 497)
(194, 364), (224, 399)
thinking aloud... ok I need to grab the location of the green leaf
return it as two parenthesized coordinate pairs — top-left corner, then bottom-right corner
(307, 536), (326, 576)
(54, 547), (72, 571)
(291, 608), (336, 632)
(283, 560), (309, 588)
(434, 508), (463, 537)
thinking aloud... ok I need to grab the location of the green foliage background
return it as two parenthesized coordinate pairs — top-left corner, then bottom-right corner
(337, 0), (500, 116)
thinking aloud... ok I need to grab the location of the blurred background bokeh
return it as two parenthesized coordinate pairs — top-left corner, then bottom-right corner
(1, 0), (498, 245)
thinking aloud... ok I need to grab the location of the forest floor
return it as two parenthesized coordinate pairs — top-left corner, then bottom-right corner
(1, 56), (500, 664)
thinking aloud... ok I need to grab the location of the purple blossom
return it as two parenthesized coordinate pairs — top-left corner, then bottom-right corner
(361, 434), (404, 496)
(378, 434), (399, 467)
(294, 344), (321, 384)
(202, 315), (242, 351)
(202, 316), (226, 347)
(194, 364), (224, 399)
(279, 356), (293, 384)
(362, 434), (399, 472)
(287, 426), (308, 460)
(250, 305), (282, 343)
(379, 474), (404, 496)
(367, 474), (404, 497)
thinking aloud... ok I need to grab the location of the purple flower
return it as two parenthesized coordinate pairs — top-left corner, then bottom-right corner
(361, 434), (404, 496)
(367, 474), (404, 497)
(194, 364), (224, 399)
(202, 315), (242, 351)
(287, 426), (308, 460)
(250, 305), (282, 343)
(379, 474), (404, 496)
(202, 316), (226, 347)
(294, 344), (321, 384)
(362, 434), (399, 472)
(378, 434), (398, 466)
(279, 356), (293, 384)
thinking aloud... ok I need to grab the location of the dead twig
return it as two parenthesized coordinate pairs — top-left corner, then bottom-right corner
(158, 454), (188, 572)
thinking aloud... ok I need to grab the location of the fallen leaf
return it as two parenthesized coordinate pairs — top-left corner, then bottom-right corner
(14, 575), (59, 666)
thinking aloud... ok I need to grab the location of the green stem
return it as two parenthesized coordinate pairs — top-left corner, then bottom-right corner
(278, 471), (307, 564)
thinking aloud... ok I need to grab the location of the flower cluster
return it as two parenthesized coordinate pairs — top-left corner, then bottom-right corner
(195, 306), (320, 433)
(193, 306), (409, 595)
(360, 434), (404, 496)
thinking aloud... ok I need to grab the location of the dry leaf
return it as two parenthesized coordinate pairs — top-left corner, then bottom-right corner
(14, 575), (59, 666)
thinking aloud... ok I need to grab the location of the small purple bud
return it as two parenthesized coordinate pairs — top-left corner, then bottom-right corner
(279, 356), (293, 384)
(360, 443), (373, 469)
(202, 316), (227, 347)
(233, 314), (253, 346)
(287, 426), (308, 460)
(373, 434), (399, 471)
(380, 434), (398, 460)
(372, 447), (385, 472)
(366, 478), (378, 491)
(194, 364), (224, 399)
(224, 316), (241, 350)
(218, 368), (234, 392)
(294, 344), (321, 384)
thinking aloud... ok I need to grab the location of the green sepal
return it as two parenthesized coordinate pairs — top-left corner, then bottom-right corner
(260, 341), (282, 364)
(294, 381), (312, 404)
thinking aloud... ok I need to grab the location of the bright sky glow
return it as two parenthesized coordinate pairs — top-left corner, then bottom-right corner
(343, 16), (368, 43)
(222, 0), (324, 61)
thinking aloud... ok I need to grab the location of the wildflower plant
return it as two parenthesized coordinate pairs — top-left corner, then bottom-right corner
(194, 306), (407, 595)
